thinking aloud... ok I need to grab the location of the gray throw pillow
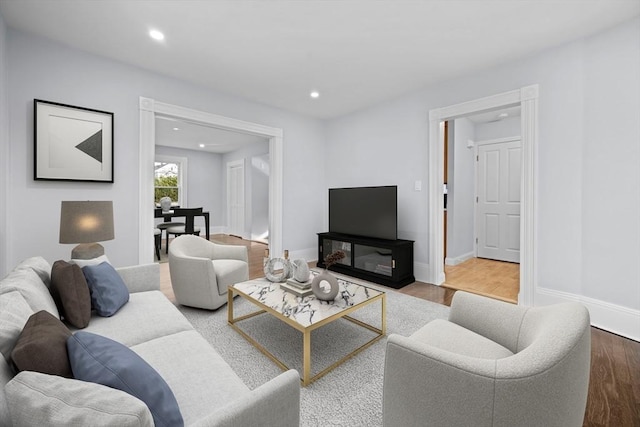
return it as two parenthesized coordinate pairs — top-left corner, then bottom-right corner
(67, 331), (184, 427)
(50, 260), (91, 328)
(11, 310), (73, 378)
(82, 262), (129, 317)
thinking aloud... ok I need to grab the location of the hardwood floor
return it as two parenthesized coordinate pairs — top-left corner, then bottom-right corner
(158, 234), (640, 427)
(442, 257), (519, 303)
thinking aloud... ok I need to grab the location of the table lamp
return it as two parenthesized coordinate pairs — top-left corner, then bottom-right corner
(59, 201), (114, 259)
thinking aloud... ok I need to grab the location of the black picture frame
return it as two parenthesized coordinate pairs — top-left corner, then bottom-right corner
(34, 99), (114, 182)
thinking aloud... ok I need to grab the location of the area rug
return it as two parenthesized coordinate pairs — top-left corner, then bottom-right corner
(178, 282), (450, 427)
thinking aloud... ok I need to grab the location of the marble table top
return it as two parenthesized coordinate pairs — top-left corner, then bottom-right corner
(232, 275), (384, 328)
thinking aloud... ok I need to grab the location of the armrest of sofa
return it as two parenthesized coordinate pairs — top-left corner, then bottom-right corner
(190, 369), (300, 427)
(448, 290), (528, 352)
(115, 264), (160, 294)
(211, 243), (248, 263)
(383, 334), (497, 426)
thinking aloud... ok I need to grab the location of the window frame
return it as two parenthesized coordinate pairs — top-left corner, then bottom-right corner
(154, 155), (188, 207)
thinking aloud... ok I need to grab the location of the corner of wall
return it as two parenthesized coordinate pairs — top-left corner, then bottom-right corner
(0, 14), (9, 277)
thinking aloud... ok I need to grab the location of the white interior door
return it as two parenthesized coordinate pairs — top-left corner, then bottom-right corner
(227, 160), (245, 238)
(476, 139), (521, 263)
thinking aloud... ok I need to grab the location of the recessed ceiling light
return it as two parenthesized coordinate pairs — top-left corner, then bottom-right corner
(149, 29), (165, 41)
(310, 91), (320, 99)
(498, 112), (509, 119)
(173, 127), (179, 131)
(199, 144), (205, 148)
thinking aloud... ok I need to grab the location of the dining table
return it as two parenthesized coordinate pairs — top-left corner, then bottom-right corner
(154, 208), (210, 241)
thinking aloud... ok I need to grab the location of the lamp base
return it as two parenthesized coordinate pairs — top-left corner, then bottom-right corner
(71, 243), (105, 260)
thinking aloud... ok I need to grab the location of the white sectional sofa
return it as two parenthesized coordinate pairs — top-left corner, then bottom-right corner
(0, 257), (300, 426)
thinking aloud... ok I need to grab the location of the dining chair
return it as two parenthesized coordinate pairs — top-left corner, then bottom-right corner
(165, 207), (203, 253)
(154, 228), (162, 261)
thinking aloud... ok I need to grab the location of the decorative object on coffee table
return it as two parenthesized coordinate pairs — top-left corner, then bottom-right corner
(291, 259), (310, 283)
(311, 250), (345, 301)
(264, 252), (291, 283)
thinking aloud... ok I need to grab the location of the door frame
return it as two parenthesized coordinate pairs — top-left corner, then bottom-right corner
(139, 97), (284, 264)
(474, 136), (522, 262)
(428, 85), (538, 305)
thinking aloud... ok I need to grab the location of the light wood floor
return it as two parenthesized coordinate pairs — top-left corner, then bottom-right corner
(442, 257), (519, 303)
(158, 234), (639, 427)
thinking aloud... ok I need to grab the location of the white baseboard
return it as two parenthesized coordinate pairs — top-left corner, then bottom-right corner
(536, 287), (640, 342)
(288, 247), (317, 264)
(208, 226), (226, 236)
(445, 251), (474, 266)
(414, 262), (431, 284)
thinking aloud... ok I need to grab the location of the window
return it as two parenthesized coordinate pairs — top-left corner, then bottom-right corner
(154, 155), (187, 206)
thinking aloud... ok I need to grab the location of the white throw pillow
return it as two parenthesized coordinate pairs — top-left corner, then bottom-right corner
(0, 291), (34, 361)
(71, 254), (110, 268)
(6, 371), (154, 427)
(0, 268), (59, 319)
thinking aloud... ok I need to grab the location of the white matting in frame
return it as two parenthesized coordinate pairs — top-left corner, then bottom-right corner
(34, 99), (114, 182)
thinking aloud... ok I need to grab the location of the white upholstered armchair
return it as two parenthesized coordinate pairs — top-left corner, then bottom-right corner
(168, 235), (249, 310)
(383, 291), (591, 427)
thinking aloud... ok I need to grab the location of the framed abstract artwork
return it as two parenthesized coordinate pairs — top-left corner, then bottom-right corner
(34, 99), (114, 182)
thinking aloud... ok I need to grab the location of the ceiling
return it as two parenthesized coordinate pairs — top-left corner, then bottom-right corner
(155, 116), (268, 154)
(1, 1), (638, 120)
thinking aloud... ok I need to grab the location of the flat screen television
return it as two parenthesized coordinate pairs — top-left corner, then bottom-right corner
(329, 185), (397, 240)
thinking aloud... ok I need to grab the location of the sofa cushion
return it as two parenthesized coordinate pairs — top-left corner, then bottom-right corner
(410, 318), (514, 359)
(11, 310), (73, 378)
(16, 256), (52, 288)
(131, 330), (250, 426)
(82, 262), (129, 317)
(5, 371), (154, 427)
(0, 291), (34, 361)
(68, 331), (184, 427)
(50, 260), (91, 328)
(212, 259), (250, 295)
(0, 357), (12, 423)
(80, 291), (193, 347)
(0, 267), (59, 319)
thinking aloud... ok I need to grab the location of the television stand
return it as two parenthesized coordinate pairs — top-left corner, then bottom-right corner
(316, 232), (414, 289)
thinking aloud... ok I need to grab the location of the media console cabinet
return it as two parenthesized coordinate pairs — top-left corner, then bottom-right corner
(316, 232), (414, 289)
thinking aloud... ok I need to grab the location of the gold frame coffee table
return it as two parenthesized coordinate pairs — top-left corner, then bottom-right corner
(228, 275), (386, 386)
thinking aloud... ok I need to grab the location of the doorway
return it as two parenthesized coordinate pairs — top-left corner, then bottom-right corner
(476, 137), (521, 263)
(138, 98), (284, 265)
(428, 85), (539, 306)
(227, 159), (246, 238)
(443, 116), (522, 302)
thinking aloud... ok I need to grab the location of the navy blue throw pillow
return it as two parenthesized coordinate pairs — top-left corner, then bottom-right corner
(67, 331), (184, 427)
(81, 262), (129, 316)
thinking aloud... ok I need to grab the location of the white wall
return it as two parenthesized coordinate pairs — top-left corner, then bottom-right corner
(475, 116), (520, 141)
(154, 145), (223, 232)
(0, 11), (8, 277)
(325, 18), (640, 336)
(4, 29), (326, 271)
(446, 118), (475, 263)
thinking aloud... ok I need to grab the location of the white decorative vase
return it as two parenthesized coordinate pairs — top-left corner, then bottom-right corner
(159, 197), (172, 212)
(291, 259), (310, 282)
(311, 270), (339, 301)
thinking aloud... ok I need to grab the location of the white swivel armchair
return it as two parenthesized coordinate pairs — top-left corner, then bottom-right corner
(168, 235), (249, 310)
(383, 291), (591, 427)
